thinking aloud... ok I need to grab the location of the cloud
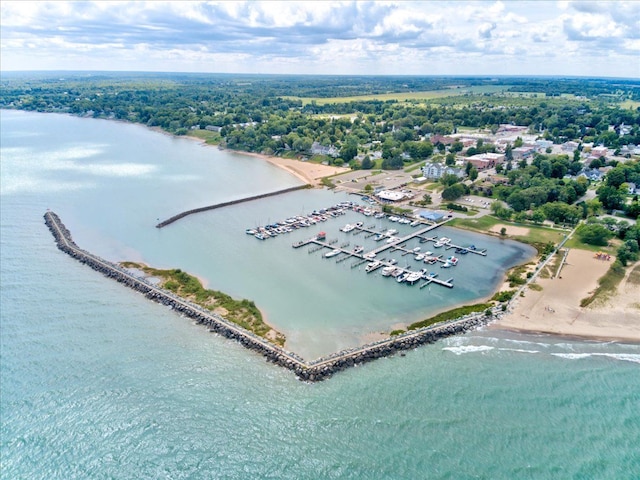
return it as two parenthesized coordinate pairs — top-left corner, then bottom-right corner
(0, 1), (638, 77)
(478, 22), (496, 39)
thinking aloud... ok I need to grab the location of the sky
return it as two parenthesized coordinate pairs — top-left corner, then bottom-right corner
(1, 1), (639, 77)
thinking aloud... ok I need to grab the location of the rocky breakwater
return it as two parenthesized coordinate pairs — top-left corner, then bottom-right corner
(44, 210), (491, 382)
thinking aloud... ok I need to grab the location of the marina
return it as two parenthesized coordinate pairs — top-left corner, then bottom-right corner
(279, 203), (490, 290)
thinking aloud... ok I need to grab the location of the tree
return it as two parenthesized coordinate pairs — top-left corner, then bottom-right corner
(445, 153), (456, 166)
(469, 167), (479, 181)
(597, 185), (625, 211)
(361, 155), (373, 170)
(577, 224), (613, 246)
(500, 227), (507, 236)
(441, 183), (466, 201)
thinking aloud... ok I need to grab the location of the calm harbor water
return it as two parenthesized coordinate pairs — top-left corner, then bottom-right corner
(2, 110), (639, 479)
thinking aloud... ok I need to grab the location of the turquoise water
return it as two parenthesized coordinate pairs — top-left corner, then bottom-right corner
(2, 110), (639, 479)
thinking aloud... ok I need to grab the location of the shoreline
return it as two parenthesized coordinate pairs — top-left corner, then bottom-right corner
(491, 250), (640, 343)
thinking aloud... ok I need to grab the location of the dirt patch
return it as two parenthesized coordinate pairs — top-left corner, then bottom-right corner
(489, 224), (531, 236)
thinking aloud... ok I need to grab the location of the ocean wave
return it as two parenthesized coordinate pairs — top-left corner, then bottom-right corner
(498, 348), (540, 354)
(552, 353), (640, 364)
(443, 345), (495, 355)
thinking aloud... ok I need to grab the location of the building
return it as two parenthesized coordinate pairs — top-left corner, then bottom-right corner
(464, 153), (505, 170)
(421, 162), (465, 179)
(590, 146), (609, 159)
(310, 142), (339, 157)
(512, 146), (535, 161)
(577, 168), (604, 181)
(419, 210), (445, 222)
(376, 190), (406, 202)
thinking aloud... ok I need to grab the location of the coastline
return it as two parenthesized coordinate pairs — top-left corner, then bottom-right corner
(491, 250), (640, 343)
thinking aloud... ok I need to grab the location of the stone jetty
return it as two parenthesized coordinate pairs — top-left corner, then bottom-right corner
(45, 210), (494, 382)
(155, 185), (308, 228)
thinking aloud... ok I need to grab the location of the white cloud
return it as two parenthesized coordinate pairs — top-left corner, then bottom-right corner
(0, 1), (638, 77)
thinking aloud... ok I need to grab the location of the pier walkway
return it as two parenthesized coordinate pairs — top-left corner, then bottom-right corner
(156, 185), (308, 228)
(45, 210), (492, 381)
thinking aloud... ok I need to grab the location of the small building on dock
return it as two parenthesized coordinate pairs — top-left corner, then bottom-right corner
(419, 210), (445, 222)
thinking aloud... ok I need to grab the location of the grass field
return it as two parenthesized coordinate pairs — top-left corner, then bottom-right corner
(284, 85), (511, 105)
(450, 216), (569, 245)
(620, 99), (640, 109)
(187, 130), (220, 145)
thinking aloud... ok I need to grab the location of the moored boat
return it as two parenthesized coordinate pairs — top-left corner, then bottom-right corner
(381, 266), (396, 277)
(365, 261), (381, 273)
(405, 271), (422, 284)
(324, 248), (341, 258)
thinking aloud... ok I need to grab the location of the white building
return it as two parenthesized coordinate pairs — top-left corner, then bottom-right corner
(421, 162), (465, 179)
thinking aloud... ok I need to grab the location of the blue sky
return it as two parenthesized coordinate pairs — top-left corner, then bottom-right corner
(1, 1), (639, 77)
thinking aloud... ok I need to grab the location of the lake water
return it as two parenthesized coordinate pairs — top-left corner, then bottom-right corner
(2, 110), (639, 479)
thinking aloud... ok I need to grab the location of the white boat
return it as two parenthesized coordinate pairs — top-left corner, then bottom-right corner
(424, 256), (438, 264)
(389, 258), (398, 265)
(415, 253), (425, 261)
(364, 252), (376, 259)
(396, 272), (409, 283)
(365, 261), (381, 273)
(341, 224), (355, 233)
(353, 245), (364, 254)
(390, 268), (403, 278)
(424, 251), (433, 256)
(324, 249), (341, 258)
(410, 220), (420, 227)
(386, 229), (398, 236)
(441, 261), (452, 268)
(388, 216), (399, 222)
(406, 271), (422, 284)
(246, 228), (257, 235)
(438, 237), (451, 244)
(433, 241), (444, 248)
(412, 247), (421, 252)
(386, 236), (398, 244)
(381, 266), (396, 277)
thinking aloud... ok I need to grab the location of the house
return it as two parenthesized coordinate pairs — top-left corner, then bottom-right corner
(464, 153), (505, 170)
(310, 142), (339, 157)
(628, 183), (637, 194)
(205, 125), (223, 132)
(577, 168), (604, 181)
(590, 146), (609, 158)
(421, 162), (465, 179)
(535, 139), (554, 152)
(561, 141), (579, 152)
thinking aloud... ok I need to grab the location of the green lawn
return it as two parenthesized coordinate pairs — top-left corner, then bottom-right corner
(451, 216), (569, 245)
(187, 130), (220, 145)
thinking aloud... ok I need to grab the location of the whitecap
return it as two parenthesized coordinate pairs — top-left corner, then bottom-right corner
(498, 348), (540, 354)
(551, 353), (640, 364)
(443, 345), (495, 355)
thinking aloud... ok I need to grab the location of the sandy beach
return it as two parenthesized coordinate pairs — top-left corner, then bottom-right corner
(230, 151), (349, 186)
(493, 249), (640, 342)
